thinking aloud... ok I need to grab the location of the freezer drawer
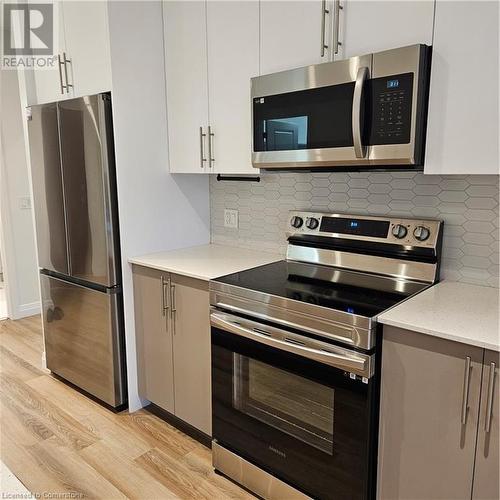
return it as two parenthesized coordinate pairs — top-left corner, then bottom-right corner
(41, 273), (126, 407)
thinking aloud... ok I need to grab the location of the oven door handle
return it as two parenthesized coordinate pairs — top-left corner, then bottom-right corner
(352, 66), (369, 159)
(211, 312), (371, 377)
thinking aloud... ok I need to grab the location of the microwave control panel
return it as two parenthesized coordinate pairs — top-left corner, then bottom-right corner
(368, 72), (414, 145)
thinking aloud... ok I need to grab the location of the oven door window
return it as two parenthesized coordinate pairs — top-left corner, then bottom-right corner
(212, 327), (375, 500)
(233, 355), (334, 455)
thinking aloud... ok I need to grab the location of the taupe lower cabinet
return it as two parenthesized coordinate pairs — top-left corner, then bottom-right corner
(378, 326), (499, 500)
(133, 265), (211, 435)
(472, 349), (499, 500)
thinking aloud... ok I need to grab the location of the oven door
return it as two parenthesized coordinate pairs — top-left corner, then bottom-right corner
(251, 55), (373, 170)
(211, 311), (378, 500)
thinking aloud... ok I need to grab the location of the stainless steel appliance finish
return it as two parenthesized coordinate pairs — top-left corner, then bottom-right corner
(211, 211), (442, 350)
(213, 442), (310, 500)
(211, 309), (374, 378)
(251, 44), (430, 170)
(57, 96), (119, 287)
(40, 274), (125, 407)
(286, 210), (442, 283)
(28, 102), (69, 275)
(210, 282), (375, 349)
(28, 93), (126, 409)
(210, 210), (442, 499)
(29, 95), (120, 287)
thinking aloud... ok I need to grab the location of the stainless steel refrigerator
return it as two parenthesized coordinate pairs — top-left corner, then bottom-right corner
(28, 93), (127, 409)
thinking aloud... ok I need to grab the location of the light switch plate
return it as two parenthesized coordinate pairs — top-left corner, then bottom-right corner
(19, 196), (31, 210)
(224, 209), (238, 229)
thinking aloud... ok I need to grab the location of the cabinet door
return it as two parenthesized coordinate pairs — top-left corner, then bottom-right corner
(61, 1), (112, 98)
(260, 0), (337, 75)
(425, 1), (499, 175)
(24, 0), (67, 105)
(170, 274), (211, 435)
(378, 326), (483, 500)
(206, 0), (259, 175)
(473, 350), (499, 500)
(343, 0), (434, 58)
(163, 1), (210, 173)
(132, 265), (174, 413)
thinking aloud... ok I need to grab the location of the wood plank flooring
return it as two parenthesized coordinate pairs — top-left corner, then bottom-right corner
(0, 316), (254, 499)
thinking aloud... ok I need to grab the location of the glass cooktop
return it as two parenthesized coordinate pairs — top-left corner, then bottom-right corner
(215, 260), (427, 318)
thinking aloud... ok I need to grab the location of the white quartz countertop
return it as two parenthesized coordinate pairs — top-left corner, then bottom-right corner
(378, 281), (500, 351)
(129, 244), (282, 281)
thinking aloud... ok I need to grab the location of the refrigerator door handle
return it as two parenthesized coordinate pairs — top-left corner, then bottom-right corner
(98, 95), (121, 287)
(56, 102), (73, 277)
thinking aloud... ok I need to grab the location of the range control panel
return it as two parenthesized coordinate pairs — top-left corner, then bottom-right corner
(288, 211), (442, 249)
(368, 72), (413, 145)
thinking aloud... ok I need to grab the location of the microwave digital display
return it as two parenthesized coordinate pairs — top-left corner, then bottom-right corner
(387, 79), (400, 88)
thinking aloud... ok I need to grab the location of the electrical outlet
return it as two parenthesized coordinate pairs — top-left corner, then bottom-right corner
(19, 196), (31, 210)
(224, 209), (239, 229)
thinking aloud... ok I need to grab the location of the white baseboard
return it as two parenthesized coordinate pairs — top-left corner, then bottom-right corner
(14, 301), (40, 319)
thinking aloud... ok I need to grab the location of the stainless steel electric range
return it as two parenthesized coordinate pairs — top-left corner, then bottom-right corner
(210, 211), (443, 500)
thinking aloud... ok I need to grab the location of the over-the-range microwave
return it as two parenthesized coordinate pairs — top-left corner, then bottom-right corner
(251, 44), (431, 171)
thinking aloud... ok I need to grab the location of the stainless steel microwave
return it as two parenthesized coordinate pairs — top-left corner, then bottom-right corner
(251, 44), (431, 170)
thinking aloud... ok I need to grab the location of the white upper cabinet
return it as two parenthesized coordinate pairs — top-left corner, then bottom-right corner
(164, 1), (210, 173)
(342, 0), (435, 58)
(425, 0), (499, 175)
(61, 1), (112, 98)
(260, 0), (342, 75)
(23, 0), (67, 105)
(23, 1), (111, 106)
(163, 0), (258, 175)
(206, 0), (259, 174)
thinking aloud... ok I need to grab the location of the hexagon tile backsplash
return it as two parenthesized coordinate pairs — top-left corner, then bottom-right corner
(210, 172), (500, 288)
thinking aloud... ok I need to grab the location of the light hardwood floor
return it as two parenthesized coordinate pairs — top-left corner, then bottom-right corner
(0, 316), (254, 499)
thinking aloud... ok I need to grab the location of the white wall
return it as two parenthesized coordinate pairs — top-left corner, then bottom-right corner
(0, 70), (39, 319)
(107, 1), (211, 411)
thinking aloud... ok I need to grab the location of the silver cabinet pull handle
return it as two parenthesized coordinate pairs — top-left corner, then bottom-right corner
(160, 275), (169, 317)
(485, 362), (496, 433)
(208, 125), (215, 168)
(199, 127), (207, 169)
(170, 284), (176, 335)
(58, 54), (66, 94)
(461, 356), (472, 425)
(333, 0), (343, 55)
(62, 52), (73, 93)
(352, 66), (369, 159)
(320, 0), (329, 57)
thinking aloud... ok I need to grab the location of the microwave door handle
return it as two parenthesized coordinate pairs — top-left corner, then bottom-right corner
(352, 66), (369, 158)
(211, 312), (369, 376)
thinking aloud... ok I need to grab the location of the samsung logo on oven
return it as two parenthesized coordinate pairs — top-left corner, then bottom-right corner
(268, 445), (286, 459)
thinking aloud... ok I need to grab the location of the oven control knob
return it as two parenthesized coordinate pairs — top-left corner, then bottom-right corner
(306, 217), (319, 230)
(392, 224), (408, 239)
(290, 216), (303, 229)
(414, 225), (431, 242)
